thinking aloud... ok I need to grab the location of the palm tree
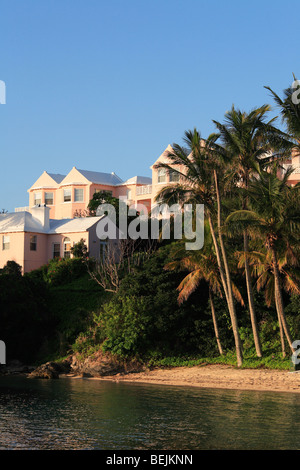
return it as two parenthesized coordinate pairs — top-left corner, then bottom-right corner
(226, 167), (300, 354)
(165, 227), (245, 356)
(236, 243), (300, 356)
(154, 129), (244, 366)
(211, 105), (292, 357)
(265, 77), (300, 152)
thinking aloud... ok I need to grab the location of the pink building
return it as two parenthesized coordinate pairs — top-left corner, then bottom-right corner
(2, 143), (298, 273)
(0, 206), (117, 273)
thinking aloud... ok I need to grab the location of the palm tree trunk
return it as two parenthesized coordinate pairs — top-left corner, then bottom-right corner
(243, 231), (263, 357)
(275, 291), (286, 357)
(209, 289), (224, 356)
(271, 247), (295, 354)
(213, 170), (243, 367)
(207, 212), (229, 304)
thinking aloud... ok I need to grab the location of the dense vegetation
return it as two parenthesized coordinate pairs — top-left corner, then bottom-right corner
(1, 78), (300, 369)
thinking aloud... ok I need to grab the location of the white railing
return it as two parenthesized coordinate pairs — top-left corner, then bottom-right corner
(136, 185), (152, 196)
(15, 206), (30, 212)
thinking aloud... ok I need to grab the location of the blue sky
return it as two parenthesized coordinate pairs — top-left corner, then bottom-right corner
(0, 0), (299, 211)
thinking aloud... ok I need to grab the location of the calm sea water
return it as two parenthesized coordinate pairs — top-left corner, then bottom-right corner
(0, 375), (299, 450)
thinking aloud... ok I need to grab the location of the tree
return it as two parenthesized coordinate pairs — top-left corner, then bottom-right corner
(165, 225), (245, 356)
(154, 129), (244, 366)
(265, 76), (300, 151)
(2, 260), (22, 277)
(212, 105), (292, 358)
(70, 238), (89, 259)
(226, 168), (300, 354)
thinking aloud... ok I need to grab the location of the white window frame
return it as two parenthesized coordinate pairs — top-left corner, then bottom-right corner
(2, 235), (10, 251)
(63, 188), (72, 203)
(53, 243), (60, 258)
(63, 237), (71, 258)
(169, 169), (180, 182)
(45, 192), (54, 205)
(157, 168), (166, 183)
(34, 192), (42, 205)
(74, 188), (84, 202)
(30, 235), (37, 251)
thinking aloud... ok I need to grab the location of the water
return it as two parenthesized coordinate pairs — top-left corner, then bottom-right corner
(0, 375), (299, 450)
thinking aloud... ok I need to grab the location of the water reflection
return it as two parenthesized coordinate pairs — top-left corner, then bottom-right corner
(0, 376), (299, 450)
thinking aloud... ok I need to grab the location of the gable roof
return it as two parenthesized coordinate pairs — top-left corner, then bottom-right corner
(47, 173), (66, 184)
(150, 145), (174, 169)
(76, 169), (123, 185)
(29, 171), (67, 190)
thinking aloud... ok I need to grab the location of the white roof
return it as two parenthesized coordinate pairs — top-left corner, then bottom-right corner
(48, 216), (104, 234)
(121, 175), (152, 185)
(0, 212), (104, 234)
(77, 169), (123, 185)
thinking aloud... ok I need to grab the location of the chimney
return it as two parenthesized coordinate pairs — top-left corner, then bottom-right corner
(31, 204), (50, 231)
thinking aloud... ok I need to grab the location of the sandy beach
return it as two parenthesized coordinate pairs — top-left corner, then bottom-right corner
(65, 364), (300, 394)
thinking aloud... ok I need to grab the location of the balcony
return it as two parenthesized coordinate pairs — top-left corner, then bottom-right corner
(136, 184), (152, 196)
(15, 206), (30, 212)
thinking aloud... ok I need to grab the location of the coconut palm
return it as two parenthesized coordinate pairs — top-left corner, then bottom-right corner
(226, 167), (300, 354)
(211, 105), (293, 357)
(165, 228), (245, 356)
(236, 243), (300, 356)
(265, 77), (300, 152)
(154, 129), (244, 366)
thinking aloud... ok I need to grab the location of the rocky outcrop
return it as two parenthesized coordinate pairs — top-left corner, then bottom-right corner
(71, 353), (122, 377)
(27, 352), (144, 379)
(28, 358), (71, 379)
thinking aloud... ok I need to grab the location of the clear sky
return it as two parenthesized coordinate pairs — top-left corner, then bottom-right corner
(0, 0), (299, 211)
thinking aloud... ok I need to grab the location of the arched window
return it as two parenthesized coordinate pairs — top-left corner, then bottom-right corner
(63, 237), (71, 258)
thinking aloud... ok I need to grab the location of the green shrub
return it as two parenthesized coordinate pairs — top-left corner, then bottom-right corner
(46, 257), (87, 285)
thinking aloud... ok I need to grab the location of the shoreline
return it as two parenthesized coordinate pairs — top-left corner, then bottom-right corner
(61, 364), (300, 394)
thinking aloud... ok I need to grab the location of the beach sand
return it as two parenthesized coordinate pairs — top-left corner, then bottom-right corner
(64, 364), (300, 394)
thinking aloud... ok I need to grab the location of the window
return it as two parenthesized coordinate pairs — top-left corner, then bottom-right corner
(34, 192), (42, 205)
(127, 189), (132, 200)
(99, 241), (108, 262)
(2, 235), (10, 250)
(53, 243), (60, 258)
(169, 169), (180, 182)
(64, 188), (72, 202)
(30, 235), (37, 251)
(63, 237), (71, 258)
(157, 168), (166, 183)
(45, 192), (53, 205)
(74, 188), (84, 202)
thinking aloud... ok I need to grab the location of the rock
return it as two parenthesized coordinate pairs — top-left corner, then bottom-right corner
(28, 362), (60, 379)
(70, 351), (144, 378)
